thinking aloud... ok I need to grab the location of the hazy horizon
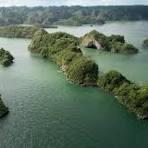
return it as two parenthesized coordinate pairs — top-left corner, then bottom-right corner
(0, 0), (148, 7)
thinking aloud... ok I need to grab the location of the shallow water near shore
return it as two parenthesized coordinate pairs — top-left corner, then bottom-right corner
(0, 21), (148, 148)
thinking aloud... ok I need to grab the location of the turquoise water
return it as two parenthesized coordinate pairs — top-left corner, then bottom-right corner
(0, 21), (148, 148)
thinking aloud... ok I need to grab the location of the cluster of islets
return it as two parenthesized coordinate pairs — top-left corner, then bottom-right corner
(0, 26), (148, 119)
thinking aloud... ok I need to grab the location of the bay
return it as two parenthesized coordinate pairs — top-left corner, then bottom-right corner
(0, 21), (148, 148)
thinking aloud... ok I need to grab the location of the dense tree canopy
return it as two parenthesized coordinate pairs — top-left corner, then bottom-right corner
(0, 6), (148, 26)
(143, 39), (148, 48)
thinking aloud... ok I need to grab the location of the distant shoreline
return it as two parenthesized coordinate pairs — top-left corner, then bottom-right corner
(0, 6), (148, 27)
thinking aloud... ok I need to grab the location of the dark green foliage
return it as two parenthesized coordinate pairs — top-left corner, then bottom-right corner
(28, 29), (49, 57)
(111, 42), (138, 53)
(47, 33), (80, 55)
(109, 35), (125, 43)
(0, 48), (14, 66)
(0, 95), (9, 118)
(81, 30), (138, 54)
(29, 29), (99, 85)
(98, 71), (130, 91)
(121, 44), (138, 54)
(66, 57), (98, 85)
(0, 26), (39, 38)
(111, 42), (123, 53)
(54, 50), (82, 66)
(143, 39), (148, 48)
(98, 71), (148, 119)
(0, 6), (148, 26)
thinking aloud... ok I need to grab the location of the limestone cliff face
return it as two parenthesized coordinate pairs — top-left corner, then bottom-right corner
(29, 29), (99, 86)
(81, 30), (138, 54)
(81, 34), (102, 49)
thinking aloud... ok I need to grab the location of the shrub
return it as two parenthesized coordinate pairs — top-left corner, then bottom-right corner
(0, 48), (14, 66)
(109, 35), (125, 43)
(66, 57), (98, 84)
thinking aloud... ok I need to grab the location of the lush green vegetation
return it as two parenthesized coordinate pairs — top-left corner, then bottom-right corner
(81, 30), (138, 54)
(29, 29), (98, 85)
(0, 6), (148, 26)
(143, 39), (148, 48)
(0, 95), (9, 118)
(0, 26), (144, 119)
(0, 26), (39, 38)
(0, 48), (14, 66)
(98, 71), (148, 119)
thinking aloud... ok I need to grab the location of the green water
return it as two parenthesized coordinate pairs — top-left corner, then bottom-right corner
(0, 21), (148, 148)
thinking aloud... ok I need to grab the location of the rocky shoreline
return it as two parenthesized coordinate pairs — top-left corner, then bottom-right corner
(0, 95), (9, 118)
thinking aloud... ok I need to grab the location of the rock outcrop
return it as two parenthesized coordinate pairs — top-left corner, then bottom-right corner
(81, 30), (138, 54)
(0, 48), (14, 67)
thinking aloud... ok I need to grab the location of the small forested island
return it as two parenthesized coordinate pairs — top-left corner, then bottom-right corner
(29, 29), (98, 86)
(0, 95), (9, 118)
(0, 48), (14, 66)
(98, 71), (148, 119)
(81, 30), (138, 54)
(143, 39), (148, 48)
(0, 26), (39, 38)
